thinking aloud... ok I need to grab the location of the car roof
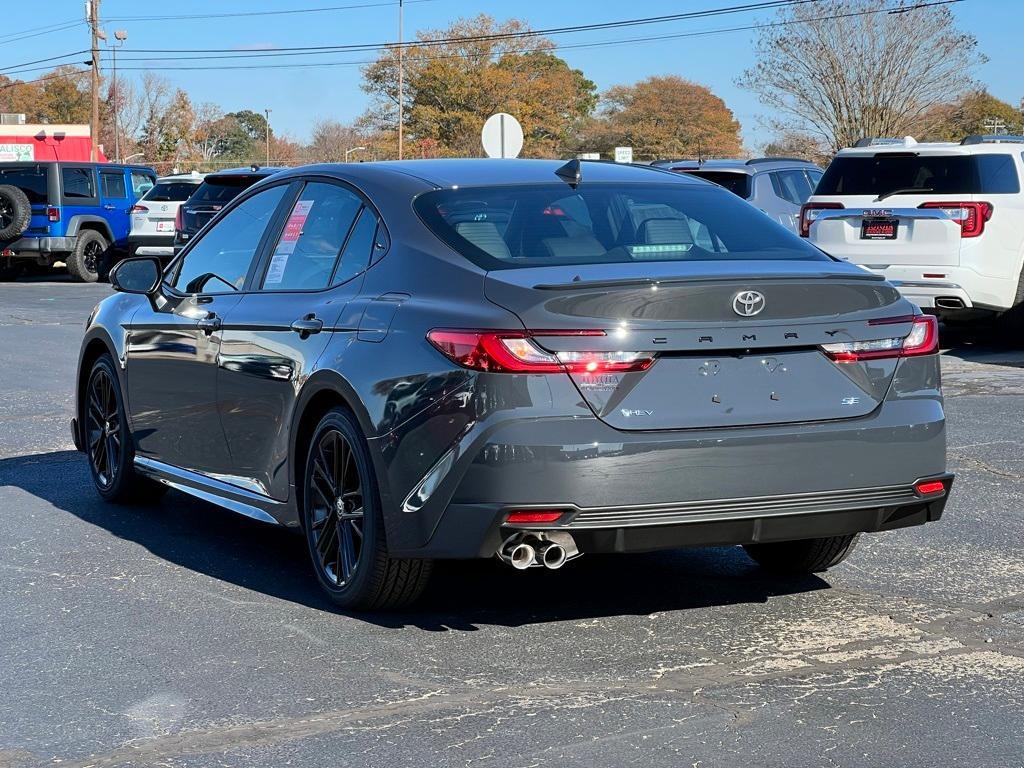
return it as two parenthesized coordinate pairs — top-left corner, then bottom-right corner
(654, 158), (820, 175)
(157, 172), (205, 182)
(263, 158), (708, 190)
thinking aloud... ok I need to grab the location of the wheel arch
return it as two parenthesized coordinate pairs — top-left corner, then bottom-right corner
(75, 332), (119, 449)
(289, 370), (380, 529)
(66, 215), (114, 244)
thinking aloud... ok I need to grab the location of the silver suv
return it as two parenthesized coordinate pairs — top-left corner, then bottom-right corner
(652, 158), (824, 234)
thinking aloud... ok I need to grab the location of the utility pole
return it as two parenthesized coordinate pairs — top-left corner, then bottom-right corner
(88, 0), (101, 162)
(983, 117), (1007, 135)
(264, 108), (271, 165)
(397, 0), (404, 160)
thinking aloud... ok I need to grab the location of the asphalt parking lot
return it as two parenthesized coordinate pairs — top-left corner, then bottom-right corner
(1, 278), (1023, 768)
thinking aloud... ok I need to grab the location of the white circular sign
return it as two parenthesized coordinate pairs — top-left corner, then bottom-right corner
(481, 113), (524, 159)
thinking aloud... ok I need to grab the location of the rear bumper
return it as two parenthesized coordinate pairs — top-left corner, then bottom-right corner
(380, 364), (948, 558)
(426, 476), (952, 558)
(859, 264), (1015, 312)
(128, 234), (174, 258)
(1, 236), (75, 257)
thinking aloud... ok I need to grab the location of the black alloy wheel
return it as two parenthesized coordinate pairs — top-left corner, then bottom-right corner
(307, 427), (365, 587)
(86, 363), (122, 490)
(302, 408), (432, 610)
(82, 238), (104, 274)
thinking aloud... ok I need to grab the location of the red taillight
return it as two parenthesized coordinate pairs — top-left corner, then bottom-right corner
(46, 206), (60, 222)
(505, 509), (565, 524)
(799, 202), (843, 237)
(919, 201), (992, 238)
(174, 205), (183, 231)
(821, 315), (938, 362)
(914, 480), (946, 497)
(426, 329), (654, 374)
(129, 204), (149, 214)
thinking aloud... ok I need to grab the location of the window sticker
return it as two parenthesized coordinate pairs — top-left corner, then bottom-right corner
(265, 199), (314, 285)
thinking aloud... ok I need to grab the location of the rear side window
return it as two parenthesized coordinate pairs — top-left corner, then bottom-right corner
(100, 171), (127, 198)
(0, 167), (48, 203)
(131, 172), (154, 197)
(261, 182), (363, 291)
(415, 183), (825, 270)
(683, 171), (751, 199)
(144, 182), (201, 202)
(61, 168), (95, 200)
(817, 154), (1021, 195)
(770, 170), (814, 205)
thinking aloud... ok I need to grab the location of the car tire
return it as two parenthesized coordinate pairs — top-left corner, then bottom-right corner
(67, 230), (109, 283)
(0, 184), (31, 240)
(301, 407), (432, 610)
(84, 354), (167, 503)
(743, 533), (860, 574)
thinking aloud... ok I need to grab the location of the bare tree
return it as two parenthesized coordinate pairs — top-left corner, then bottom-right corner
(308, 118), (365, 162)
(738, 0), (985, 151)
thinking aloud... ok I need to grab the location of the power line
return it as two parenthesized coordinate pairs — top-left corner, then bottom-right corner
(96, 0), (961, 73)
(0, 20), (83, 45)
(105, 0), (439, 23)
(0, 50), (91, 74)
(115, 0), (819, 56)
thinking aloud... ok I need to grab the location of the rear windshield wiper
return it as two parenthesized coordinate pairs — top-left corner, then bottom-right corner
(873, 187), (933, 202)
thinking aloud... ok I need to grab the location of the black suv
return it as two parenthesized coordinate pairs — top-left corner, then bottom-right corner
(0, 161), (156, 281)
(174, 166), (284, 252)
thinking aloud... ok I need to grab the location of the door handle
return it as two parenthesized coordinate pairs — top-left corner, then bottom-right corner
(290, 314), (323, 337)
(197, 312), (221, 335)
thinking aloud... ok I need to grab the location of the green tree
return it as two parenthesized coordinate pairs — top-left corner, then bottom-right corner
(916, 91), (1022, 140)
(582, 76), (742, 160)
(360, 14), (597, 157)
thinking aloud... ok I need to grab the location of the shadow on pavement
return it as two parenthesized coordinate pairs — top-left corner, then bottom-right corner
(939, 320), (1024, 367)
(0, 450), (831, 631)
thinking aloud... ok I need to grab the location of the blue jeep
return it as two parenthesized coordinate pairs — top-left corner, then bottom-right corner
(0, 162), (157, 282)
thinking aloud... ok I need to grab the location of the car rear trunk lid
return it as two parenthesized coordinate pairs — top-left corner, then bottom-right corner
(485, 261), (913, 430)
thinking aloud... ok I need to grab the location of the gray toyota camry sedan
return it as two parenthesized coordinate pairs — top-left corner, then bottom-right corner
(72, 159), (952, 609)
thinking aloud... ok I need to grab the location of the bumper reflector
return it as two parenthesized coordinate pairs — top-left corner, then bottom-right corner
(914, 480), (946, 496)
(505, 510), (565, 524)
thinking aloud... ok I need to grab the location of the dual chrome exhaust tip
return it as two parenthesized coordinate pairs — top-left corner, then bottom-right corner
(499, 532), (578, 570)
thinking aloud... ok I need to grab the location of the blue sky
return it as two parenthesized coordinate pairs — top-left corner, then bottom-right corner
(4, 0), (1021, 151)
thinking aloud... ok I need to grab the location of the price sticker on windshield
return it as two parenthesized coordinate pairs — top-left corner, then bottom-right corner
(265, 199), (314, 284)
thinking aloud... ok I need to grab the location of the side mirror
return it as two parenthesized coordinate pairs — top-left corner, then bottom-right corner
(110, 256), (162, 295)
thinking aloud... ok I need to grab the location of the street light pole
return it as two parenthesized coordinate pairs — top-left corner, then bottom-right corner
(397, 0), (404, 160)
(264, 108), (272, 166)
(345, 146), (366, 163)
(112, 30), (127, 163)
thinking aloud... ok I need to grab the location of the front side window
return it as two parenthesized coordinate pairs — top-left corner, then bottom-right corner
(61, 167), (95, 200)
(101, 171), (127, 198)
(415, 182), (824, 269)
(261, 182), (362, 291)
(173, 185), (287, 294)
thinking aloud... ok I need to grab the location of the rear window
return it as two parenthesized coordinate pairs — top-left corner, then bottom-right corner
(415, 183), (825, 270)
(190, 176), (262, 205)
(144, 181), (201, 202)
(817, 153), (1021, 196)
(682, 171), (751, 199)
(0, 167), (47, 203)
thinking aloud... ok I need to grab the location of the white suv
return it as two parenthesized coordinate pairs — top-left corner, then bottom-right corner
(127, 172), (205, 260)
(801, 135), (1024, 322)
